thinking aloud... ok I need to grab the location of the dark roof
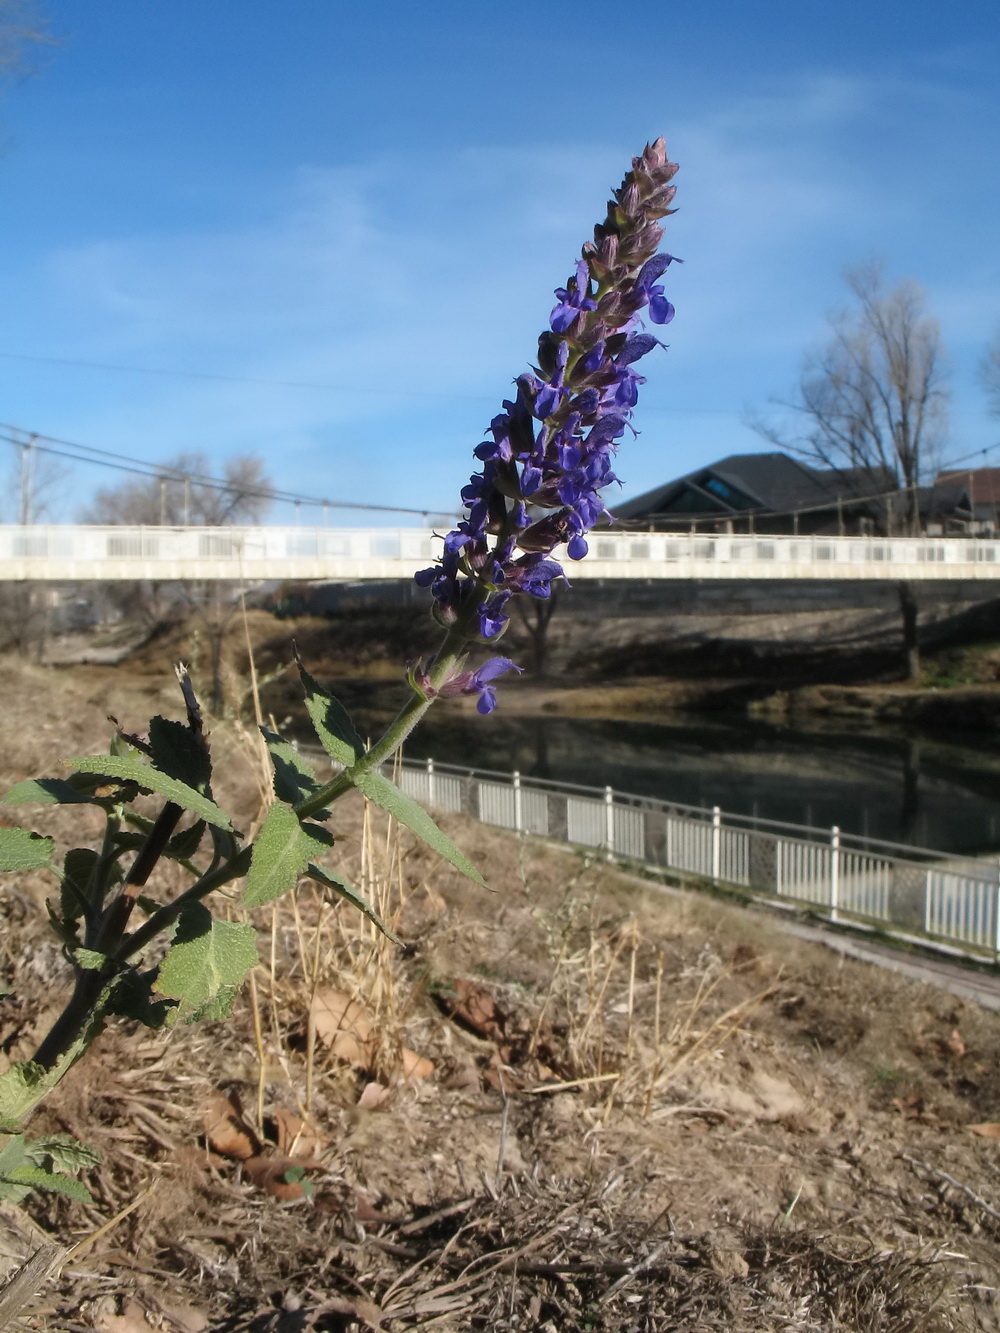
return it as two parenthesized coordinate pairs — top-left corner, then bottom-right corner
(937, 469), (1000, 504)
(615, 452), (892, 522)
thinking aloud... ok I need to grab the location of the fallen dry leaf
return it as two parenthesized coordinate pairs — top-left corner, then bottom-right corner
(357, 1081), (392, 1110)
(947, 1028), (967, 1059)
(312, 987), (374, 1067)
(273, 1105), (327, 1159)
(156, 1301), (209, 1333)
(200, 1091), (261, 1161)
(242, 1152), (324, 1200)
(92, 1298), (156, 1333)
(349, 1295), (385, 1330)
(400, 1047), (435, 1081)
(443, 1064), (482, 1091)
(354, 1190), (396, 1223)
(436, 977), (506, 1041)
(969, 1122), (1000, 1138)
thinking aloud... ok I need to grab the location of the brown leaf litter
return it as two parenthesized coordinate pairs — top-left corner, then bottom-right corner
(2, 657), (1000, 1329)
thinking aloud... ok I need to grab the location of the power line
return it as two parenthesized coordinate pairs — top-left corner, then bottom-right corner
(0, 350), (497, 404)
(0, 425), (455, 519)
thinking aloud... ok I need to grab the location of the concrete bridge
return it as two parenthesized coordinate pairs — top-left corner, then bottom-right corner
(4, 524), (1000, 583)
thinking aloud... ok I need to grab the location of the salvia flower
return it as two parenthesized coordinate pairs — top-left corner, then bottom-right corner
(415, 138), (679, 711)
(412, 655), (522, 715)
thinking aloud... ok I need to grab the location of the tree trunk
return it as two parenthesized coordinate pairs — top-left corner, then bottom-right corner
(514, 589), (560, 677)
(897, 581), (920, 682)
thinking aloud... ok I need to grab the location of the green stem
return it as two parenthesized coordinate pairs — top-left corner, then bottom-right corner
(30, 848), (252, 1075)
(294, 621), (472, 820)
(118, 846), (253, 963)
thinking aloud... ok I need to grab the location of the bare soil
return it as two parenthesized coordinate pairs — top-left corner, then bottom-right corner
(3, 653), (1000, 1330)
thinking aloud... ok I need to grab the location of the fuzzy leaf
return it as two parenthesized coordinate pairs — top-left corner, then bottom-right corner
(74, 948), (108, 971)
(260, 727), (325, 808)
(305, 862), (400, 943)
(166, 819), (207, 861)
(0, 1135), (26, 1175)
(0, 1062), (48, 1132)
(25, 1134), (100, 1174)
(61, 847), (99, 925)
(185, 985), (239, 1024)
(148, 715), (212, 793)
(352, 770), (484, 885)
(297, 659), (364, 767)
(69, 754), (232, 830)
(242, 803), (331, 910)
(0, 826), (54, 872)
(4, 776), (95, 806)
(108, 968), (175, 1028)
(153, 903), (257, 1011)
(0, 1163), (92, 1203)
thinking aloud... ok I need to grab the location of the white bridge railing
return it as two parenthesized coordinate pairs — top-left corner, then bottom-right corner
(386, 756), (1000, 962)
(4, 525), (1000, 581)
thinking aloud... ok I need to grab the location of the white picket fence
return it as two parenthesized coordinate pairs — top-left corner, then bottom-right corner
(388, 756), (1000, 962)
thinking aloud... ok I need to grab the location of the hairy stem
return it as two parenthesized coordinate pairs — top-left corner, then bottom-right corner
(294, 621), (472, 820)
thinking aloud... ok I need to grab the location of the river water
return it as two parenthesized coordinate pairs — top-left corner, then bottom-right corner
(388, 710), (1000, 858)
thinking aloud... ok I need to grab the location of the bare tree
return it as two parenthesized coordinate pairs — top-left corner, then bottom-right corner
(512, 588), (560, 677)
(80, 454), (274, 710)
(754, 262), (948, 533)
(82, 452), (274, 527)
(754, 263), (949, 681)
(980, 326), (1000, 418)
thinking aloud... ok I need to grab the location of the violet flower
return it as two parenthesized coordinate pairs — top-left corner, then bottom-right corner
(412, 655), (522, 715)
(415, 138), (679, 710)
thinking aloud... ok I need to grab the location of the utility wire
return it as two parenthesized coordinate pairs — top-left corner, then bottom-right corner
(0, 349), (497, 404)
(0, 425), (454, 519)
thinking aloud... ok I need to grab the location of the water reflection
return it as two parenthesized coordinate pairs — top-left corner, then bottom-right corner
(392, 712), (1000, 856)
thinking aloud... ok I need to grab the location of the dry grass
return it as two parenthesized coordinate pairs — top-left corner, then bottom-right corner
(3, 654), (1000, 1328)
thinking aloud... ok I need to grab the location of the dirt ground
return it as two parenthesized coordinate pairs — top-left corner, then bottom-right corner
(4, 653), (1000, 1330)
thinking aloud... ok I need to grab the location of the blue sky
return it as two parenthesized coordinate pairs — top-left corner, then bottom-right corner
(0, 0), (998, 523)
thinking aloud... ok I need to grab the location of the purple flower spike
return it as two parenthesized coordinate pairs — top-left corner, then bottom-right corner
(414, 139), (679, 714)
(550, 259), (598, 333)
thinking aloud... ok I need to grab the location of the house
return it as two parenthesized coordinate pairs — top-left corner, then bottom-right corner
(613, 452), (895, 535)
(932, 468), (1000, 535)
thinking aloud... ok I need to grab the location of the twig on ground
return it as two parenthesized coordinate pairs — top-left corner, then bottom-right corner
(899, 1153), (1000, 1224)
(600, 1240), (674, 1303)
(495, 1068), (510, 1194)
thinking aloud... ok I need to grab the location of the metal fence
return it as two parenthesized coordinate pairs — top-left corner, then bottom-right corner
(6, 525), (1000, 582)
(385, 756), (1000, 962)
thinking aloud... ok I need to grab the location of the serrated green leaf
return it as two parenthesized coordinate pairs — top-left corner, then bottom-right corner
(4, 776), (94, 806)
(69, 755), (232, 831)
(25, 1134), (100, 1174)
(148, 715), (212, 793)
(61, 847), (99, 924)
(260, 727), (326, 809)
(108, 968), (176, 1028)
(0, 1135), (26, 1175)
(0, 1062), (48, 1132)
(304, 862), (401, 943)
(0, 1163), (92, 1203)
(0, 826), (54, 872)
(352, 770), (484, 886)
(184, 985), (239, 1024)
(74, 948), (108, 971)
(166, 819), (206, 861)
(111, 831), (147, 853)
(46, 899), (81, 948)
(297, 659), (363, 767)
(242, 804), (331, 910)
(153, 903), (257, 1010)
